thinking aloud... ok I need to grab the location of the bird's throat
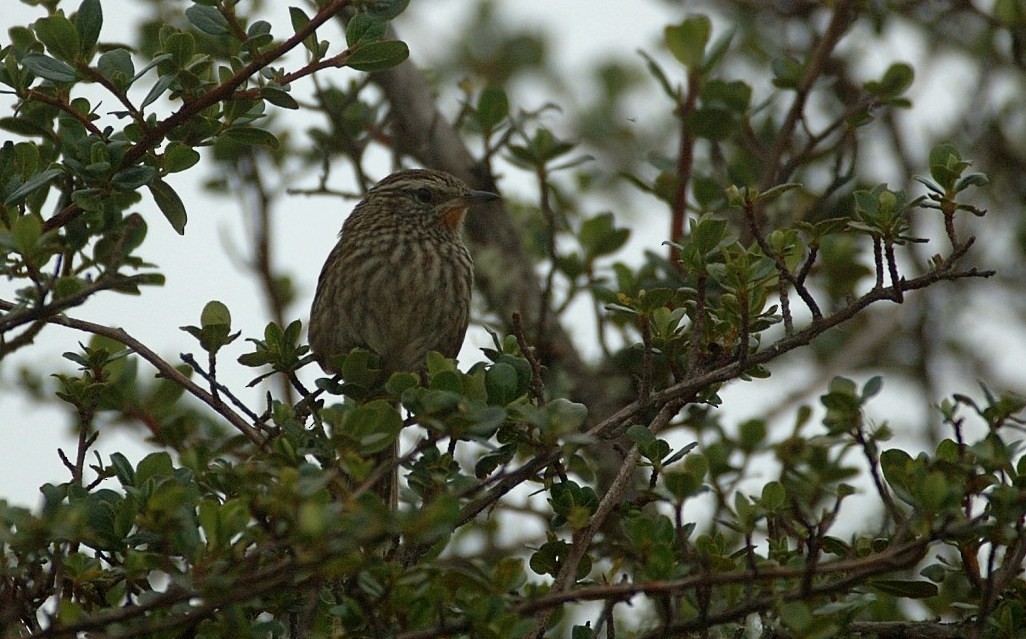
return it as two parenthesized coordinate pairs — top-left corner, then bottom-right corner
(440, 206), (467, 231)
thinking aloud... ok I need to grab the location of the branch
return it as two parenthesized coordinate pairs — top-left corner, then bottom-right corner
(0, 300), (266, 447)
(398, 536), (930, 639)
(42, 0), (355, 233)
(760, 0), (857, 191)
(588, 263), (994, 443)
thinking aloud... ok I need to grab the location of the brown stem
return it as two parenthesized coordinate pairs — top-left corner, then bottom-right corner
(669, 70), (701, 269)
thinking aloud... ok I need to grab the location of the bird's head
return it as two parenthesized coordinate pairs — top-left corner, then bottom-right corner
(364, 169), (500, 233)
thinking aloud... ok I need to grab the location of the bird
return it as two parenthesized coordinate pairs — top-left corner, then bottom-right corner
(308, 168), (500, 506)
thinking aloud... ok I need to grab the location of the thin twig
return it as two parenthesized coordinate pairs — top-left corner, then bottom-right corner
(0, 302), (266, 447)
(512, 311), (546, 405)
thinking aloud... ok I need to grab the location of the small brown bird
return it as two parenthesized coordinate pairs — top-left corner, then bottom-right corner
(309, 168), (499, 505)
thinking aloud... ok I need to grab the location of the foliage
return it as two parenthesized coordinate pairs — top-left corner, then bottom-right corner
(2, 1), (1025, 638)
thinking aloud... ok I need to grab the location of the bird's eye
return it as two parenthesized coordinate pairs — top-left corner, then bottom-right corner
(414, 187), (433, 204)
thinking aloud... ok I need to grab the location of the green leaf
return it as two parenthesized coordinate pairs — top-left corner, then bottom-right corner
(11, 214), (42, 256)
(865, 62), (914, 98)
(571, 625), (595, 639)
(5, 168), (62, 205)
(485, 362), (520, 405)
(260, 86), (300, 110)
(112, 165), (157, 191)
(476, 85), (509, 130)
(246, 20), (273, 49)
(665, 15), (711, 69)
(738, 419), (767, 452)
(21, 53), (77, 82)
(136, 452), (174, 486)
(345, 40), (410, 72)
(761, 481), (786, 511)
(346, 400), (403, 454)
(289, 6), (311, 33)
(929, 143), (969, 188)
(366, 0), (411, 20)
(955, 172), (989, 192)
(97, 48), (134, 86)
(346, 13), (387, 47)
(110, 452), (135, 486)
(626, 424), (656, 445)
(75, 0), (103, 55)
(34, 14), (80, 62)
(771, 56), (803, 89)
(862, 376), (883, 400)
(185, 5), (230, 36)
(220, 127), (280, 149)
(870, 579), (939, 599)
(580, 212), (629, 260)
(164, 31), (196, 68)
(139, 74), (175, 110)
(164, 142), (201, 173)
(201, 300), (231, 327)
(289, 6), (319, 56)
(148, 179), (188, 235)
(663, 469), (702, 501)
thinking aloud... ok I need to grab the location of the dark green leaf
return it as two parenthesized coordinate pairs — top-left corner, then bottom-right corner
(139, 74), (175, 110)
(289, 6), (311, 34)
(0, 117), (52, 138)
(164, 31), (196, 68)
(110, 452), (135, 486)
(346, 13), (386, 47)
(75, 0), (103, 55)
(955, 172), (989, 192)
(97, 49), (134, 85)
(626, 424), (656, 445)
(220, 126), (280, 149)
(476, 85), (509, 130)
(148, 179), (188, 234)
(866, 62), (914, 98)
(21, 53), (77, 82)
(366, 0), (411, 20)
(638, 49), (676, 99)
(485, 362), (520, 405)
(34, 14), (80, 62)
(345, 40), (409, 72)
(870, 579), (939, 599)
(571, 625), (595, 639)
(5, 168), (62, 205)
(580, 212), (629, 260)
(289, 6), (319, 55)
(135, 451), (174, 485)
(112, 165), (157, 191)
(260, 86), (300, 110)
(346, 400), (403, 453)
(185, 5), (230, 36)
(164, 142), (201, 173)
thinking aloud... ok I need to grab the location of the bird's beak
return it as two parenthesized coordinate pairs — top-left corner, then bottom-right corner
(440, 189), (501, 230)
(464, 189), (501, 205)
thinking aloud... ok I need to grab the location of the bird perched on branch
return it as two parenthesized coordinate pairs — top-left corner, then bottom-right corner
(309, 168), (500, 506)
